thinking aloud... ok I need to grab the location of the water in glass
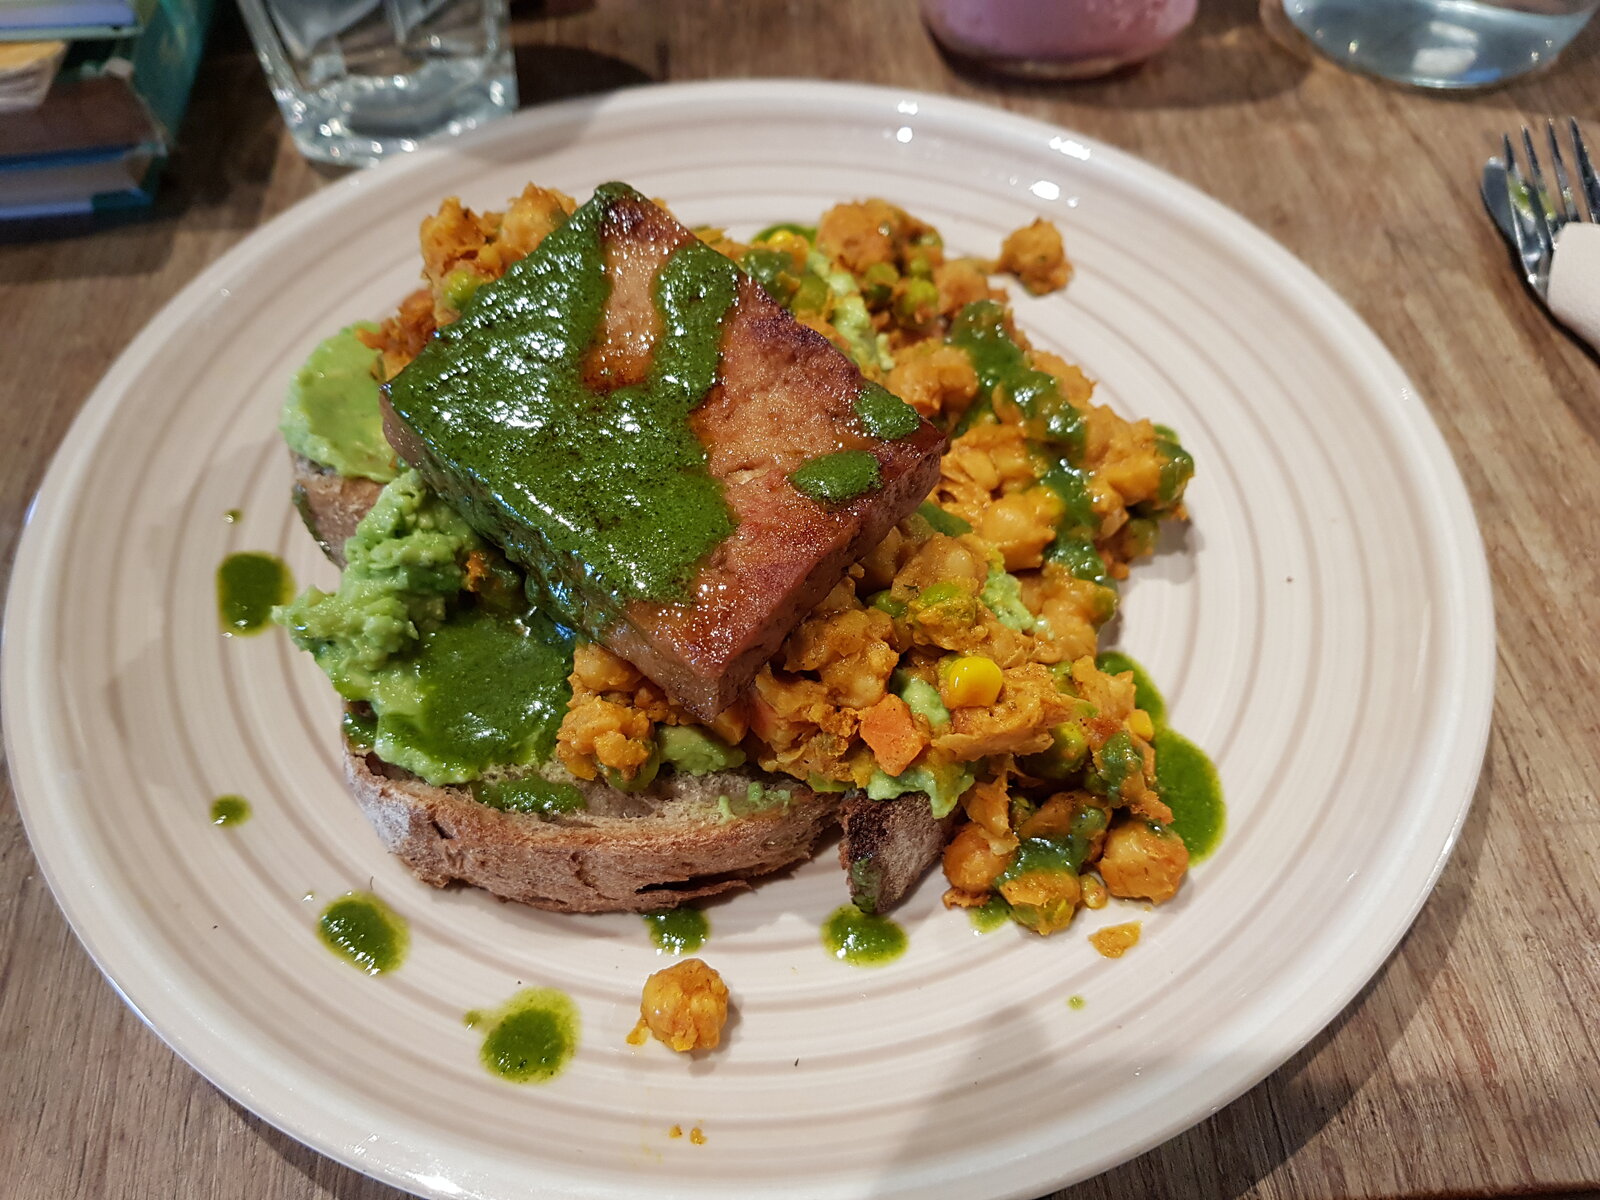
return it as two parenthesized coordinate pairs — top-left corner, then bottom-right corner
(239, 0), (517, 166)
(1279, 0), (1598, 88)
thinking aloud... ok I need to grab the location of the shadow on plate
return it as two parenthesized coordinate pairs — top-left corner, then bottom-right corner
(876, 747), (1494, 1199)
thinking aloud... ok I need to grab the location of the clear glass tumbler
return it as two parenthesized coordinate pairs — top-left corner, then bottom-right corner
(921, 0), (1198, 80)
(238, 0), (518, 167)
(1274, 0), (1598, 89)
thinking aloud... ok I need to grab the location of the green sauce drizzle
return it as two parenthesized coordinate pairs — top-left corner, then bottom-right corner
(642, 908), (709, 954)
(854, 381), (921, 440)
(968, 896), (1011, 933)
(471, 774), (586, 815)
(822, 904), (907, 966)
(317, 892), (408, 975)
(217, 552), (293, 636)
(209, 795), (250, 825)
(949, 300), (1086, 460)
(1093, 652), (1226, 860)
(789, 450), (881, 504)
(467, 988), (580, 1084)
(386, 182), (740, 625)
(1153, 727), (1226, 861)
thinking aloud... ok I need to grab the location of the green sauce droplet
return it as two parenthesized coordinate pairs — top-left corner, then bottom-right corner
(643, 907), (709, 954)
(471, 773), (586, 815)
(317, 892), (408, 975)
(217, 552), (293, 636)
(968, 896), (1011, 933)
(854, 381), (921, 440)
(223, 508), (241, 524)
(789, 450), (881, 504)
(1068, 994), (1086, 1010)
(822, 904), (907, 966)
(209, 795), (250, 825)
(473, 988), (580, 1083)
(1153, 727), (1226, 861)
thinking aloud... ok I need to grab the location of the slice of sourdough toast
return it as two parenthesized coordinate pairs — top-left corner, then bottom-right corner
(346, 747), (835, 912)
(291, 452), (843, 912)
(291, 452), (945, 913)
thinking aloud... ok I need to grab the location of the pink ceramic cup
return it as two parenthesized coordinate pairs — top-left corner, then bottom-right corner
(922, 0), (1198, 79)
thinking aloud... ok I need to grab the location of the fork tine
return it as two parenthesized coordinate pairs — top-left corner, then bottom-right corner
(1545, 120), (1581, 225)
(1520, 126), (1557, 255)
(1502, 134), (1545, 278)
(1570, 117), (1599, 223)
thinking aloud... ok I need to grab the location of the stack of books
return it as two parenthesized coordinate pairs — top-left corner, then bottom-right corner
(0, 0), (212, 218)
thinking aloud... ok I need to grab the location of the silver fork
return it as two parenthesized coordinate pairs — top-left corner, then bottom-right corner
(1483, 118), (1599, 303)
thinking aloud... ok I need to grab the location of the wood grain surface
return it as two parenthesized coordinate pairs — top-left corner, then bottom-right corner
(2, 2), (1598, 1198)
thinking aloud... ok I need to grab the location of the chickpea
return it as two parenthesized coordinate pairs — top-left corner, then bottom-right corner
(943, 822), (1016, 893)
(629, 959), (730, 1053)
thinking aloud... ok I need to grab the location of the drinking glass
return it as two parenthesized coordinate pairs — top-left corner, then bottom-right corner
(1272, 0), (1599, 89)
(238, 0), (517, 167)
(921, 0), (1198, 79)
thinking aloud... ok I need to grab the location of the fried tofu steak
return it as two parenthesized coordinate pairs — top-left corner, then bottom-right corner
(384, 182), (946, 720)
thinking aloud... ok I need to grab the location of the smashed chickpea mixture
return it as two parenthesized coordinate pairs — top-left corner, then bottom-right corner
(367, 189), (1197, 939)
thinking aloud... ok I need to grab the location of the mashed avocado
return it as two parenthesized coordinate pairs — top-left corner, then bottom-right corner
(279, 325), (398, 483)
(981, 561), (1037, 632)
(658, 724), (746, 773)
(866, 760), (976, 818)
(275, 471), (576, 784)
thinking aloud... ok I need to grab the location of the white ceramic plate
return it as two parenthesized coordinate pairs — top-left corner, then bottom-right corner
(3, 82), (1493, 1200)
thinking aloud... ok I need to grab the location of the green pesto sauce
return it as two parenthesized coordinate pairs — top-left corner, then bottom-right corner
(1091, 653), (1225, 860)
(218, 552), (293, 635)
(1153, 727), (1226, 862)
(468, 987), (580, 1084)
(643, 907), (709, 954)
(368, 607), (575, 784)
(822, 904), (907, 966)
(1068, 994), (1086, 1010)
(223, 508), (241, 524)
(999, 808), (1107, 886)
(471, 773), (586, 815)
(279, 324), (397, 482)
(1089, 730), (1142, 799)
(1095, 651), (1166, 725)
(854, 381), (921, 440)
(949, 300), (1085, 461)
(318, 892), (408, 975)
(210, 794), (250, 825)
(968, 896), (1011, 933)
(385, 182), (739, 625)
(342, 707), (377, 752)
(790, 450), (881, 504)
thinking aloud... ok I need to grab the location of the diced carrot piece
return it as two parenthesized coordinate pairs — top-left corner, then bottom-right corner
(858, 694), (927, 777)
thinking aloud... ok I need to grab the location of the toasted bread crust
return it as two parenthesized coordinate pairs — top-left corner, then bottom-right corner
(346, 745), (837, 913)
(289, 453), (383, 567)
(838, 792), (955, 914)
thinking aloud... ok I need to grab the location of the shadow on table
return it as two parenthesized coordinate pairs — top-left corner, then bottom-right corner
(876, 749), (1496, 1200)
(934, 0), (1309, 111)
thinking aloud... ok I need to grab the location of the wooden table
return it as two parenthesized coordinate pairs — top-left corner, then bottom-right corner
(3, 2), (1597, 1197)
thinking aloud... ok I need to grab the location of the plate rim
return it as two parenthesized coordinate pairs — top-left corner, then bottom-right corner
(2, 78), (1496, 1199)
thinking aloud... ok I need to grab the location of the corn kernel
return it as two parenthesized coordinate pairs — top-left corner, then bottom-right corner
(940, 655), (1003, 708)
(1128, 709), (1155, 741)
